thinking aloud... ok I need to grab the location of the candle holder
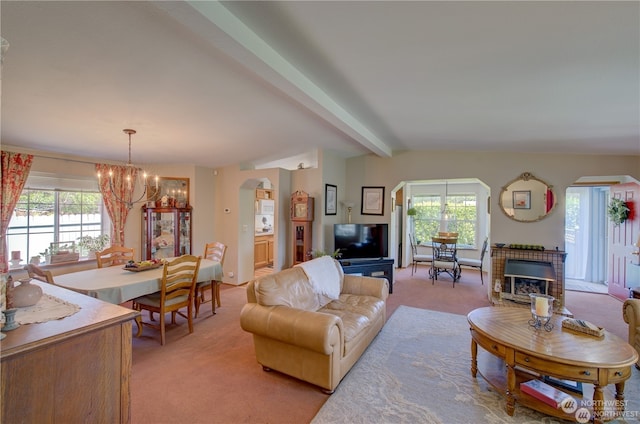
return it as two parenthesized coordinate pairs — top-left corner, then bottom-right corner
(2, 308), (19, 331)
(528, 293), (555, 331)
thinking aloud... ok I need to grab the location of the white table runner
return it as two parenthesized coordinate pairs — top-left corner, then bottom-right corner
(15, 294), (81, 324)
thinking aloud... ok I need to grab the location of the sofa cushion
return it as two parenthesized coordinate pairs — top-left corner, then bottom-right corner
(320, 293), (385, 355)
(254, 267), (320, 311)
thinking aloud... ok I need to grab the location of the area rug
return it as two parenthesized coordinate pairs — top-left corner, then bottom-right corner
(311, 305), (640, 424)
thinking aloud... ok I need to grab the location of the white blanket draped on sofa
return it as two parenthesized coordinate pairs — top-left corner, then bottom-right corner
(295, 255), (342, 300)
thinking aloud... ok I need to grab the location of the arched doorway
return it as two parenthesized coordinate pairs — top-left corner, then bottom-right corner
(391, 178), (491, 272)
(566, 175), (640, 300)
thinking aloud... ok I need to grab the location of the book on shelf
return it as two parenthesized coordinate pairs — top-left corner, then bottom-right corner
(543, 375), (583, 394)
(520, 379), (574, 409)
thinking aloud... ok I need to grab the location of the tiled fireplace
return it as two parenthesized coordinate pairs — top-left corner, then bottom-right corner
(491, 246), (569, 314)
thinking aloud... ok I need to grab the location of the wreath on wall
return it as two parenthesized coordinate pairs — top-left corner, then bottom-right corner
(607, 198), (630, 225)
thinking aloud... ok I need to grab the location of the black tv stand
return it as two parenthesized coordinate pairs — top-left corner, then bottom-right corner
(338, 258), (394, 293)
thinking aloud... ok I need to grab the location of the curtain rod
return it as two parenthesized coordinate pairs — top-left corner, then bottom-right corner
(3, 146), (118, 166)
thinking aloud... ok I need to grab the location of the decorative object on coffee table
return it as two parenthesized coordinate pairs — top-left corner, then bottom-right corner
(561, 317), (605, 337)
(528, 293), (554, 331)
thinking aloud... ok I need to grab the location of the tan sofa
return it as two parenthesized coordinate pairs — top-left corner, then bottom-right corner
(240, 256), (389, 393)
(623, 298), (640, 369)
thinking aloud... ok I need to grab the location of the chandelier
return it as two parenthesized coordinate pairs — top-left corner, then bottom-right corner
(439, 181), (456, 232)
(97, 129), (159, 209)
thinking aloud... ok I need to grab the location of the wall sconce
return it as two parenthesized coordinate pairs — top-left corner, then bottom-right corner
(342, 201), (355, 223)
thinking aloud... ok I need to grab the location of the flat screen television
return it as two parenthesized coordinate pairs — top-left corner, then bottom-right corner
(334, 223), (388, 259)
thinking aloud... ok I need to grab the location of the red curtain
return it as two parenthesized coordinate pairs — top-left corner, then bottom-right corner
(546, 189), (554, 213)
(95, 164), (138, 247)
(1, 151), (34, 273)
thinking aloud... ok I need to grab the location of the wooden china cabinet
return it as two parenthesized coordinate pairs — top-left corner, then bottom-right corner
(141, 206), (192, 260)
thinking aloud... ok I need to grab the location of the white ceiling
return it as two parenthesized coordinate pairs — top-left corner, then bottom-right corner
(1, 1), (638, 169)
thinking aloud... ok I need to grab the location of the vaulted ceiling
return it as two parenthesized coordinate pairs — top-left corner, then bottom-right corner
(2, 1), (638, 169)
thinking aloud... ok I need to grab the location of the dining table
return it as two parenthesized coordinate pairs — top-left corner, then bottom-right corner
(53, 258), (223, 304)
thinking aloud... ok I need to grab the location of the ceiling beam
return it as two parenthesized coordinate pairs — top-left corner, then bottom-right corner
(160, 1), (392, 157)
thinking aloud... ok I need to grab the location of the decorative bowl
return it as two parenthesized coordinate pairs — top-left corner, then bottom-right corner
(494, 243), (506, 248)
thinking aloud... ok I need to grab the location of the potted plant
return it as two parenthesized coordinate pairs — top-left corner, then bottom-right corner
(607, 198), (630, 226)
(308, 249), (343, 259)
(39, 248), (51, 264)
(77, 234), (110, 258)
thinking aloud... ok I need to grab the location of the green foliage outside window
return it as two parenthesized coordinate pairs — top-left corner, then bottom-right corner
(9, 188), (108, 261)
(411, 194), (478, 247)
(15, 190), (102, 215)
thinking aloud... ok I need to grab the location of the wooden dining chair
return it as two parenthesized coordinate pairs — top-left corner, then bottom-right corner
(195, 241), (227, 317)
(95, 246), (135, 268)
(24, 264), (55, 284)
(132, 255), (201, 345)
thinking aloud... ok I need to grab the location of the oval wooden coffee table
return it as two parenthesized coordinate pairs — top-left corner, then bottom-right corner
(467, 307), (638, 423)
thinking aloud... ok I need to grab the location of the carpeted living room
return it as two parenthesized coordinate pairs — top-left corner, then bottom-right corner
(130, 266), (639, 424)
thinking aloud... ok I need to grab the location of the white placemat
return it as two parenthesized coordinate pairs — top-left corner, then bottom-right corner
(15, 294), (81, 324)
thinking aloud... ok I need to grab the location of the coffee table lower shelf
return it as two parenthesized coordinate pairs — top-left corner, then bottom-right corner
(475, 350), (624, 422)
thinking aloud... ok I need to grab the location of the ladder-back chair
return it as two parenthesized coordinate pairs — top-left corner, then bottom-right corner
(195, 242), (227, 317)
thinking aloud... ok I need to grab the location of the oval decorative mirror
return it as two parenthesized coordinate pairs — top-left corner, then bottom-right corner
(499, 172), (556, 222)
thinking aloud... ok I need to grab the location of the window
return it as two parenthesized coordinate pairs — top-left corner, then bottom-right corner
(411, 193), (478, 247)
(7, 182), (110, 264)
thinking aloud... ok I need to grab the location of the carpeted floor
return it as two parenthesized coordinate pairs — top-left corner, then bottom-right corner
(311, 306), (640, 424)
(130, 267), (634, 423)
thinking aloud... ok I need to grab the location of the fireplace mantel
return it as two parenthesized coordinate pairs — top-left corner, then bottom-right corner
(490, 245), (570, 315)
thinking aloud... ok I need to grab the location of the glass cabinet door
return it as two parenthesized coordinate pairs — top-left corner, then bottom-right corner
(178, 209), (191, 256)
(142, 206), (192, 260)
(152, 210), (177, 259)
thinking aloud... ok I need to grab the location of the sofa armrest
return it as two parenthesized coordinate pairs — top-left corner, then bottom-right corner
(240, 303), (343, 355)
(342, 274), (389, 301)
(623, 298), (640, 329)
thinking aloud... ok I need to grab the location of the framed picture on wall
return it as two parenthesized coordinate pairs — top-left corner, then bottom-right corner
(513, 190), (531, 209)
(361, 186), (385, 215)
(148, 177), (190, 207)
(325, 184), (337, 215)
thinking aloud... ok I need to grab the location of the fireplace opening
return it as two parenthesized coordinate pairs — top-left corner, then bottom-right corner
(514, 278), (547, 296)
(502, 259), (556, 303)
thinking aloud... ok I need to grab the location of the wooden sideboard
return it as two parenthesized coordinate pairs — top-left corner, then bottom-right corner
(1, 281), (138, 423)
